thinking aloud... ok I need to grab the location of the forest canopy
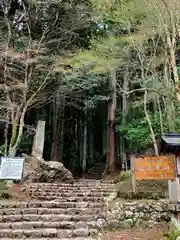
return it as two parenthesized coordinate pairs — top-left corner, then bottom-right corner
(0, 0), (180, 174)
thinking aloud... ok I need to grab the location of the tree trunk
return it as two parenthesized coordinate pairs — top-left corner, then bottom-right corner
(122, 68), (129, 125)
(4, 112), (9, 156)
(166, 100), (175, 131)
(105, 70), (117, 174)
(157, 98), (163, 133)
(163, 58), (176, 131)
(51, 114), (61, 161)
(102, 126), (107, 156)
(82, 109), (87, 173)
(89, 129), (94, 165)
(121, 67), (129, 170)
(166, 35), (180, 102)
(79, 116), (83, 170)
(59, 120), (64, 161)
(51, 94), (65, 162)
(144, 91), (159, 156)
(167, 35), (179, 84)
(8, 108), (27, 157)
(51, 97), (58, 161)
(108, 103), (116, 172)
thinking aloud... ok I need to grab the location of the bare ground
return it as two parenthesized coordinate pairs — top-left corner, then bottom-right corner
(101, 223), (169, 240)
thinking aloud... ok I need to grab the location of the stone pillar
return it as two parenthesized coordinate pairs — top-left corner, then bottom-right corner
(32, 121), (46, 159)
(168, 178), (180, 203)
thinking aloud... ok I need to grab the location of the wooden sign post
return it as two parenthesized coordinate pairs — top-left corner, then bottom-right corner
(131, 155), (176, 195)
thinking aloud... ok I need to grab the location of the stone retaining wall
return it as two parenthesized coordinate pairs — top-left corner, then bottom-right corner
(105, 200), (171, 229)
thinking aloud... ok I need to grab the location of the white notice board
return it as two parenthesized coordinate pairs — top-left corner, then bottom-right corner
(0, 157), (24, 180)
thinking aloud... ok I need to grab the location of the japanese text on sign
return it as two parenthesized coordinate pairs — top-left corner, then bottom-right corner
(134, 155), (176, 180)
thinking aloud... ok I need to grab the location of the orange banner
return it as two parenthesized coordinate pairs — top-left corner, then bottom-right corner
(133, 155), (176, 180)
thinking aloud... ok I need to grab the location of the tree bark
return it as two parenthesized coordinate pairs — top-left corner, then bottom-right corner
(79, 114), (83, 171)
(82, 108), (87, 173)
(8, 107), (27, 157)
(167, 35), (179, 84)
(122, 68), (129, 125)
(59, 120), (64, 161)
(157, 98), (163, 133)
(102, 126), (107, 156)
(121, 67), (129, 170)
(51, 94), (65, 162)
(105, 69), (117, 174)
(89, 128), (94, 165)
(144, 91), (159, 156)
(163, 57), (176, 131)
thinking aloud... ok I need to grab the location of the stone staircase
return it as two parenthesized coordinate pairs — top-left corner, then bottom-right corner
(0, 179), (117, 239)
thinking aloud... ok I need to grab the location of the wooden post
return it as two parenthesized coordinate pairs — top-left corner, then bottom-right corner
(130, 154), (136, 193)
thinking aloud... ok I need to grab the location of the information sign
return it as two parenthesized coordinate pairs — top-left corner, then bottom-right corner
(133, 155), (176, 180)
(0, 157), (24, 180)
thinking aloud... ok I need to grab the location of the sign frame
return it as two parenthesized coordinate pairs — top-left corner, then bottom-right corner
(131, 155), (176, 192)
(0, 157), (25, 180)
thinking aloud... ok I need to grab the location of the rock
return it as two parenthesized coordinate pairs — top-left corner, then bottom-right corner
(153, 204), (164, 212)
(104, 192), (118, 202)
(104, 199), (172, 230)
(22, 154), (74, 183)
(120, 219), (133, 228)
(125, 210), (133, 218)
(135, 218), (147, 227)
(107, 220), (122, 229)
(133, 212), (140, 222)
(39, 160), (74, 183)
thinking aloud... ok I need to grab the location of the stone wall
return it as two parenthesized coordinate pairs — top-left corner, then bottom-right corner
(105, 200), (171, 229)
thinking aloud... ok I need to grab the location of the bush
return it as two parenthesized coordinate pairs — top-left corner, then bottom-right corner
(167, 217), (180, 240)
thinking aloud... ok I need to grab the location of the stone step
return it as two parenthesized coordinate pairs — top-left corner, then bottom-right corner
(23, 182), (115, 186)
(0, 207), (102, 215)
(0, 228), (98, 238)
(1, 214), (105, 222)
(24, 183), (114, 186)
(0, 201), (103, 209)
(0, 220), (104, 230)
(76, 179), (105, 181)
(27, 180), (108, 183)
(23, 183), (113, 188)
(32, 196), (104, 202)
(26, 192), (111, 197)
(0, 238), (93, 240)
(24, 187), (115, 193)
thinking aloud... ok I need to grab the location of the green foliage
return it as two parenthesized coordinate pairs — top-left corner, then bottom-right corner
(167, 217), (180, 240)
(18, 134), (33, 154)
(0, 145), (5, 155)
(85, 95), (109, 109)
(116, 109), (169, 151)
(117, 118), (151, 151)
(118, 170), (132, 181)
(14, 39), (27, 53)
(177, 67), (180, 78)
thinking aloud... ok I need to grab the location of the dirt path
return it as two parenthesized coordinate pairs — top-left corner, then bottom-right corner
(102, 223), (168, 240)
